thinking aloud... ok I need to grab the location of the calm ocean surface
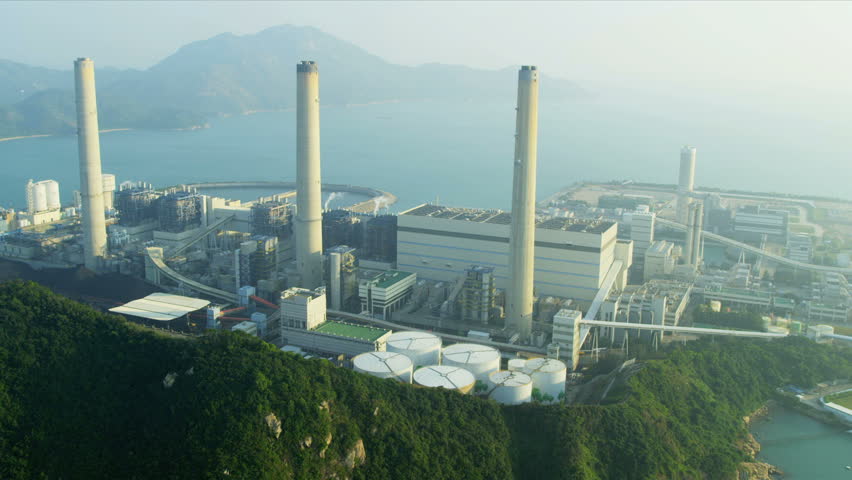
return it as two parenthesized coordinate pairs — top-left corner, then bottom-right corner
(1, 94), (850, 211)
(751, 405), (852, 479)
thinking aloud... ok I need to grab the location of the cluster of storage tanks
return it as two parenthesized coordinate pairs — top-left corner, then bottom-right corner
(350, 331), (568, 405)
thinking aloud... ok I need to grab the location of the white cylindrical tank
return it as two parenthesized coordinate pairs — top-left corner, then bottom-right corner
(442, 343), (500, 383)
(488, 370), (532, 405)
(386, 331), (442, 367)
(353, 351), (413, 383)
(413, 365), (475, 394)
(33, 183), (47, 212)
(45, 181), (60, 210)
(508, 358), (527, 372)
(523, 357), (567, 400)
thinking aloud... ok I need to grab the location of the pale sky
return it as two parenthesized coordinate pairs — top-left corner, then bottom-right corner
(2, 1), (852, 97)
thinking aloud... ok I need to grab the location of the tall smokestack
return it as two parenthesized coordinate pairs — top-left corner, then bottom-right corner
(295, 61), (323, 289)
(74, 58), (108, 271)
(507, 66), (539, 341)
(677, 146), (697, 224)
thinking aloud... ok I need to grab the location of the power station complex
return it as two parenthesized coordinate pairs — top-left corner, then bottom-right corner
(1, 56), (850, 405)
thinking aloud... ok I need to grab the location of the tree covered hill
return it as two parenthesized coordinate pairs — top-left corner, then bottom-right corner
(0, 25), (586, 138)
(0, 280), (849, 479)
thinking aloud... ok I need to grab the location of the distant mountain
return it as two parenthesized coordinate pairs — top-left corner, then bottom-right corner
(0, 25), (586, 138)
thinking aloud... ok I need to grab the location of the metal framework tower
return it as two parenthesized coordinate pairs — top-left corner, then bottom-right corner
(507, 66), (540, 341)
(295, 61), (323, 289)
(74, 58), (108, 271)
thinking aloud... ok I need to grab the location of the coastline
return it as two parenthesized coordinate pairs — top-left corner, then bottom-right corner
(739, 402), (784, 480)
(0, 127), (132, 143)
(0, 134), (52, 143)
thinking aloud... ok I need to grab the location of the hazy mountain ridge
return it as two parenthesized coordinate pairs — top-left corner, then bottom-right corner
(0, 25), (586, 138)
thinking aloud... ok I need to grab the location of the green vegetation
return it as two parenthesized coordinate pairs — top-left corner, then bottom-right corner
(1, 281), (850, 479)
(825, 390), (852, 409)
(692, 304), (767, 331)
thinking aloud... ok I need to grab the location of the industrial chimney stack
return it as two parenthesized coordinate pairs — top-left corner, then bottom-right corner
(507, 66), (540, 341)
(74, 58), (108, 271)
(295, 61), (323, 289)
(677, 146), (697, 224)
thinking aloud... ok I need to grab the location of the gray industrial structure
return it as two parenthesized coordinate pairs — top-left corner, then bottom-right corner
(295, 61), (323, 289)
(676, 146), (697, 225)
(684, 201), (704, 267)
(507, 65), (540, 341)
(74, 58), (108, 271)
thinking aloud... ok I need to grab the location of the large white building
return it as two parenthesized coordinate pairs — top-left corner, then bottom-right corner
(397, 204), (629, 308)
(281, 287), (327, 330)
(629, 211), (655, 264)
(359, 270), (417, 318)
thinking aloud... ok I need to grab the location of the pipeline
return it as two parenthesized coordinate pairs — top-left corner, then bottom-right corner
(251, 295), (278, 309)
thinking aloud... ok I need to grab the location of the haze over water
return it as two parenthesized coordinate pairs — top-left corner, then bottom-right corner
(1, 90), (849, 211)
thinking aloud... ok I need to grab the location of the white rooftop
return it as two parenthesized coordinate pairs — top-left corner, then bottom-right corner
(386, 331), (442, 350)
(109, 292), (210, 322)
(414, 365), (475, 389)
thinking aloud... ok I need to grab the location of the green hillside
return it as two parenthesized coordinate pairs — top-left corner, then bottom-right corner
(0, 280), (849, 479)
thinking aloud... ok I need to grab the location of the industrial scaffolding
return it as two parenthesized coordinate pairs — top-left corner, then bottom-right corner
(158, 191), (202, 233)
(250, 202), (292, 238)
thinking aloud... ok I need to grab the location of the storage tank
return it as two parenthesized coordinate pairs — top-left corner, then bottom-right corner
(488, 370), (532, 405)
(442, 343), (500, 383)
(353, 351), (413, 383)
(413, 365), (475, 394)
(33, 182), (47, 212)
(523, 357), (567, 400)
(386, 331), (442, 367)
(45, 181), (60, 210)
(508, 358), (527, 372)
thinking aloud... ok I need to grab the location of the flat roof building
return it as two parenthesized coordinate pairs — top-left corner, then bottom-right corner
(359, 270), (416, 319)
(397, 204), (622, 308)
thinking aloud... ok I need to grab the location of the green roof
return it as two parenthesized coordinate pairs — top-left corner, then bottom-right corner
(372, 270), (415, 289)
(313, 321), (389, 342)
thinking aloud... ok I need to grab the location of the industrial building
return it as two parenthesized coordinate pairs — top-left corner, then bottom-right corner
(157, 190), (202, 233)
(786, 233), (813, 263)
(359, 270), (417, 318)
(552, 309), (582, 371)
(279, 286), (392, 356)
(459, 265), (497, 324)
(598, 280), (693, 342)
(644, 241), (677, 281)
(363, 215), (397, 262)
(250, 201), (292, 238)
(325, 245), (359, 311)
(630, 211), (655, 266)
(281, 287), (327, 330)
(397, 204), (629, 308)
(732, 205), (789, 243)
(109, 292), (210, 331)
